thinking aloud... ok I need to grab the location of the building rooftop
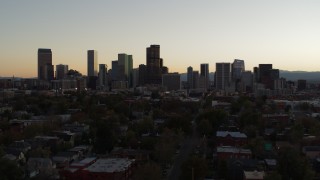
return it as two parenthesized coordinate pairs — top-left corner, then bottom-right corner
(216, 131), (247, 138)
(84, 158), (134, 173)
(38, 48), (52, 53)
(244, 170), (265, 180)
(217, 146), (251, 154)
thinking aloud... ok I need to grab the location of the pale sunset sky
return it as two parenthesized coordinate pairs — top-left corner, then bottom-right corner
(0, 0), (320, 77)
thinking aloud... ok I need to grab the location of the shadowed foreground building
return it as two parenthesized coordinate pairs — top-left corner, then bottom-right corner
(162, 73), (180, 91)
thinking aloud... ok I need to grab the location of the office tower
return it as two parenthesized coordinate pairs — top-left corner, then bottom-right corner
(118, 53), (133, 87)
(215, 63), (231, 90)
(138, 64), (146, 86)
(241, 71), (253, 92)
(162, 73), (181, 91)
(187, 66), (194, 89)
(146, 45), (162, 84)
(232, 59), (245, 81)
(87, 50), (98, 77)
(253, 67), (259, 83)
(87, 50), (98, 90)
(38, 48), (54, 81)
(111, 60), (119, 81)
(56, 64), (68, 80)
(258, 64), (279, 89)
(192, 71), (199, 89)
(98, 64), (108, 88)
(232, 59), (245, 92)
(297, 79), (307, 91)
(128, 55), (133, 87)
(200, 64), (209, 78)
(200, 63), (209, 89)
(132, 68), (139, 88)
(258, 64), (272, 82)
(274, 78), (286, 90)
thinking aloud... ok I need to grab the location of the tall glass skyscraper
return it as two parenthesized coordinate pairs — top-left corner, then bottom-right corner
(38, 48), (54, 81)
(215, 63), (231, 90)
(87, 50), (98, 77)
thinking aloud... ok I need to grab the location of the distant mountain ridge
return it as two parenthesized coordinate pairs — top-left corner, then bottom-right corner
(180, 70), (320, 82)
(279, 70), (320, 81)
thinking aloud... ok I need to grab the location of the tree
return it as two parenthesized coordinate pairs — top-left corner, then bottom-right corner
(28, 147), (51, 158)
(278, 146), (315, 180)
(180, 156), (208, 180)
(133, 162), (162, 180)
(197, 119), (213, 136)
(217, 159), (228, 179)
(154, 128), (177, 165)
(0, 158), (24, 180)
(264, 171), (281, 180)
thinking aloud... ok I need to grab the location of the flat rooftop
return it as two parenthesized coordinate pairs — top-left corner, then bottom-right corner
(84, 158), (134, 173)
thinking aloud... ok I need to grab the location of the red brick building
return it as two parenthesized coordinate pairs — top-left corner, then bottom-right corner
(216, 131), (248, 147)
(216, 146), (252, 160)
(61, 158), (135, 180)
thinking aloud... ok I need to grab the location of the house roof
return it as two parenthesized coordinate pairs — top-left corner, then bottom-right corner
(217, 146), (251, 154)
(84, 158), (134, 173)
(216, 131), (247, 138)
(244, 170), (265, 180)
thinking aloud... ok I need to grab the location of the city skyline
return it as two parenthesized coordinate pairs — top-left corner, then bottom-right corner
(1, 1), (320, 77)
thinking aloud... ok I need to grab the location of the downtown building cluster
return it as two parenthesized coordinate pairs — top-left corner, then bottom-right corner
(0, 45), (308, 96)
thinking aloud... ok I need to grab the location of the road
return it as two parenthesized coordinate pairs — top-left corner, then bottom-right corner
(167, 119), (200, 180)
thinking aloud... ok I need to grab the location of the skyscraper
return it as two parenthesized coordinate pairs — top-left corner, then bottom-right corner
(146, 45), (162, 84)
(56, 64), (68, 80)
(87, 50), (98, 90)
(200, 63), (209, 90)
(98, 64), (108, 88)
(232, 59), (245, 92)
(118, 53), (133, 87)
(258, 64), (279, 89)
(162, 73), (181, 91)
(38, 48), (54, 81)
(231, 59), (245, 81)
(87, 50), (98, 77)
(187, 66), (194, 89)
(215, 63), (231, 90)
(111, 60), (119, 81)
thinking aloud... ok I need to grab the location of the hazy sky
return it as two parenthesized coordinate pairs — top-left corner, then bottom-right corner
(1, 0), (320, 77)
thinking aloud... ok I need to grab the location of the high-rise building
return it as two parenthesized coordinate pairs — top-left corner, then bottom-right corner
(258, 64), (272, 82)
(138, 64), (146, 86)
(38, 48), (54, 81)
(215, 63), (231, 90)
(187, 66), (194, 89)
(132, 68), (139, 88)
(241, 71), (253, 92)
(200, 64), (209, 90)
(232, 59), (245, 92)
(118, 53), (133, 87)
(192, 71), (199, 89)
(87, 50), (98, 77)
(162, 73), (181, 91)
(111, 60), (119, 81)
(146, 45), (162, 84)
(258, 64), (279, 89)
(297, 79), (307, 91)
(98, 64), (108, 88)
(232, 59), (245, 81)
(56, 64), (68, 80)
